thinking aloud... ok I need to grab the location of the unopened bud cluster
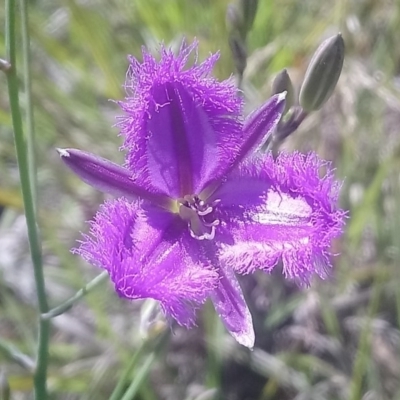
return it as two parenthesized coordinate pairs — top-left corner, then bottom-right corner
(265, 33), (345, 152)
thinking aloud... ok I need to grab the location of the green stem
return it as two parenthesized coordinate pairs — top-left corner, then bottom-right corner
(120, 353), (156, 400)
(109, 332), (169, 400)
(41, 271), (109, 320)
(203, 302), (222, 388)
(0, 339), (35, 371)
(349, 274), (384, 400)
(109, 345), (145, 400)
(35, 320), (50, 398)
(20, 0), (37, 212)
(4, 0), (49, 398)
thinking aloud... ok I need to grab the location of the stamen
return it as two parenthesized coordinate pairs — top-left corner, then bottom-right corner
(189, 225), (216, 241)
(204, 220), (220, 227)
(198, 206), (213, 216)
(177, 195), (220, 241)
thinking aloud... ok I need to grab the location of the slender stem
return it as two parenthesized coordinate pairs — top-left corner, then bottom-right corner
(41, 271), (109, 320)
(35, 320), (50, 398)
(120, 353), (156, 400)
(0, 339), (35, 371)
(109, 332), (169, 400)
(203, 303), (223, 388)
(262, 108), (308, 154)
(349, 274), (383, 400)
(5, 0), (47, 313)
(4, 0), (50, 398)
(109, 345), (145, 400)
(20, 0), (37, 212)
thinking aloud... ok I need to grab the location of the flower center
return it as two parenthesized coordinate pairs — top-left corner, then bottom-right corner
(178, 195), (220, 241)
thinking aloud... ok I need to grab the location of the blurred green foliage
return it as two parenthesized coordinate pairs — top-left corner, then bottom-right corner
(1, 0), (400, 399)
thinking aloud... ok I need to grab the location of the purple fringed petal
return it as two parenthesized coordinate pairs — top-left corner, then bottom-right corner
(116, 41), (243, 196)
(210, 264), (255, 348)
(140, 81), (221, 197)
(58, 148), (172, 209)
(75, 198), (219, 326)
(215, 152), (346, 284)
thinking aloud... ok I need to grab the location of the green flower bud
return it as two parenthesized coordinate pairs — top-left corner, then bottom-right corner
(226, 3), (244, 35)
(229, 34), (247, 76)
(272, 69), (294, 114)
(239, 0), (258, 34)
(299, 33), (345, 112)
(226, 0), (258, 40)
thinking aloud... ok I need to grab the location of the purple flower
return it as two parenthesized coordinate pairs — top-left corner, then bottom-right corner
(58, 41), (345, 348)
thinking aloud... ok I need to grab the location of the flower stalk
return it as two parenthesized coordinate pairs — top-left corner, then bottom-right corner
(4, 0), (49, 398)
(20, 0), (38, 212)
(109, 331), (169, 400)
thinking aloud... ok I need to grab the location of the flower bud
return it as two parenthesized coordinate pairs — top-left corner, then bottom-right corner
(239, 0), (258, 34)
(226, 3), (243, 35)
(272, 69), (294, 114)
(226, 0), (258, 39)
(229, 34), (247, 76)
(299, 33), (345, 112)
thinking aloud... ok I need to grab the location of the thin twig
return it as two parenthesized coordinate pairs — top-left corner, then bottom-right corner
(0, 339), (35, 371)
(41, 271), (109, 320)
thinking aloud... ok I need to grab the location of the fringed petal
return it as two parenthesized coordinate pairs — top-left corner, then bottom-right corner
(75, 198), (219, 327)
(135, 81), (221, 197)
(214, 152), (346, 285)
(116, 41), (243, 195)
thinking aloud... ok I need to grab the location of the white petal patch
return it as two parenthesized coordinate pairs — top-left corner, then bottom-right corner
(251, 189), (313, 226)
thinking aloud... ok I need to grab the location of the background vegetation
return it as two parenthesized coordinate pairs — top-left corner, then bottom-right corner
(1, 0), (400, 399)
